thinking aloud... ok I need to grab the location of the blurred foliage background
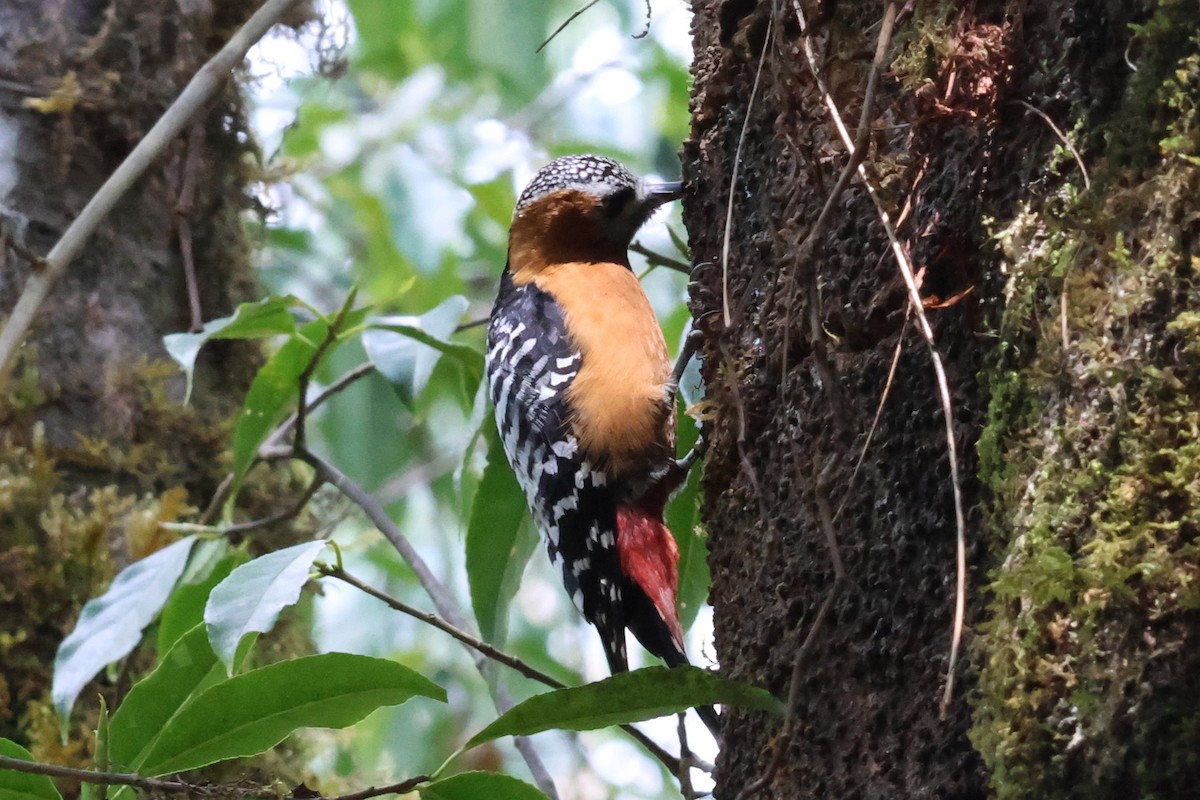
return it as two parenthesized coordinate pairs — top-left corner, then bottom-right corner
(240, 1), (708, 797)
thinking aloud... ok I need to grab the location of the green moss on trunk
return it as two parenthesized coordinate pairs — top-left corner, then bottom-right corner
(972, 12), (1200, 797)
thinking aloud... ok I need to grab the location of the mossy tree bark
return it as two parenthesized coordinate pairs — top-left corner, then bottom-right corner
(0, 0), (291, 757)
(684, 1), (1198, 797)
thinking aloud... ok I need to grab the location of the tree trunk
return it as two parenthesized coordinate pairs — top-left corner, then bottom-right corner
(684, 1), (1198, 797)
(0, 0), (274, 752)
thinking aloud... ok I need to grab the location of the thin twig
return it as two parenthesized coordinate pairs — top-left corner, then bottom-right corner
(0, 224), (47, 271)
(721, 12), (774, 327)
(0, 754), (427, 800)
(315, 774), (429, 800)
(630, 241), (691, 274)
(836, 314), (909, 522)
(198, 473), (235, 526)
(220, 475), (323, 536)
(0, 755), (197, 793)
(316, 558), (684, 774)
(287, 449), (559, 799)
(208, 361), (373, 526)
(1014, 100), (1090, 190)
(266, 361), (375, 451)
(835, 149), (926, 521)
(676, 713), (694, 798)
(0, 0), (306, 389)
(1060, 283), (1069, 352)
(296, 447), (470, 628)
(805, 0), (896, 252)
(320, 565), (565, 688)
(175, 120), (206, 332)
(536, 0), (602, 53)
(294, 294), (357, 453)
(792, 0), (969, 714)
(455, 317), (489, 332)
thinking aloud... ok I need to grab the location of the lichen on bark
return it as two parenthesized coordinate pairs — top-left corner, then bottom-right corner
(972, 9), (1200, 796)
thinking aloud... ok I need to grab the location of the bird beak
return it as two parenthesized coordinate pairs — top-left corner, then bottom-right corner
(643, 180), (683, 206)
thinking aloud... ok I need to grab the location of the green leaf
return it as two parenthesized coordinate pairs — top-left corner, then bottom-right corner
(163, 296), (300, 404)
(463, 3), (549, 107)
(228, 321), (325, 501)
(228, 307), (371, 506)
(108, 625), (222, 775)
(345, 0), (422, 80)
(363, 296), (477, 409)
(138, 653), (446, 776)
(205, 541), (329, 673)
(668, 411), (709, 630)
(52, 536), (197, 720)
(157, 540), (246, 655)
(0, 738), (62, 800)
(82, 698), (108, 800)
(466, 424), (535, 648)
(421, 772), (549, 800)
(465, 175), (516, 227)
(466, 666), (780, 748)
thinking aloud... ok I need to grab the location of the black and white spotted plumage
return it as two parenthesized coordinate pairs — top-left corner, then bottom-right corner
(486, 270), (630, 670)
(515, 154), (640, 212)
(486, 155), (723, 738)
(484, 154), (703, 679)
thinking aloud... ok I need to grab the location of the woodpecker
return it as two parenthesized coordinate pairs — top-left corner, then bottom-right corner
(486, 155), (717, 732)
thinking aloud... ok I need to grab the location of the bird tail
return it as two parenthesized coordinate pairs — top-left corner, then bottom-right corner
(616, 506), (722, 740)
(616, 506), (684, 651)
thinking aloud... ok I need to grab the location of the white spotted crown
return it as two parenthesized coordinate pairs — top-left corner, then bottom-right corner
(515, 155), (641, 213)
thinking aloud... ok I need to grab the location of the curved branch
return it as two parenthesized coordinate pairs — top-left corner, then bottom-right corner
(0, 0), (306, 388)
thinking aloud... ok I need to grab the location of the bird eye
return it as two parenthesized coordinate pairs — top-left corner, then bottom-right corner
(600, 187), (635, 217)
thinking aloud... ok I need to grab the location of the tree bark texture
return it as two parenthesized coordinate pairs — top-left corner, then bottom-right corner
(0, 0), (279, 749)
(684, 0), (1197, 797)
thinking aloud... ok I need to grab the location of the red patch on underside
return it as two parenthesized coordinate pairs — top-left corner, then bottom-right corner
(616, 506), (683, 648)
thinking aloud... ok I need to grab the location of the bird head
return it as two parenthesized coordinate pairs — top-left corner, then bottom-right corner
(508, 154), (682, 270)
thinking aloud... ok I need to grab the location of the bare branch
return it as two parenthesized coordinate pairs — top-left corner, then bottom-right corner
(791, 0), (970, 713)
(266, 361), (375, 451)
(311, 510), (684, 776)
(313, 774), (429, 800)
(0, 755), (197, 793)
(292, 445), (558, 797)
(294, 292), (358, 453)
(319, 564), (565, 688)
(174, 121), (207, 332)
(630, 241), (692, 274)
(221, 475), (323, 535)
(0, 0), (307, 389)
(1014, 100), (1091, 190)
(0, 754), (429, 800)
(536, 0), (602, 54)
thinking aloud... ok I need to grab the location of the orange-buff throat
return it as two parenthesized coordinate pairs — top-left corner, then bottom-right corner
(616, 506), (684, 649)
